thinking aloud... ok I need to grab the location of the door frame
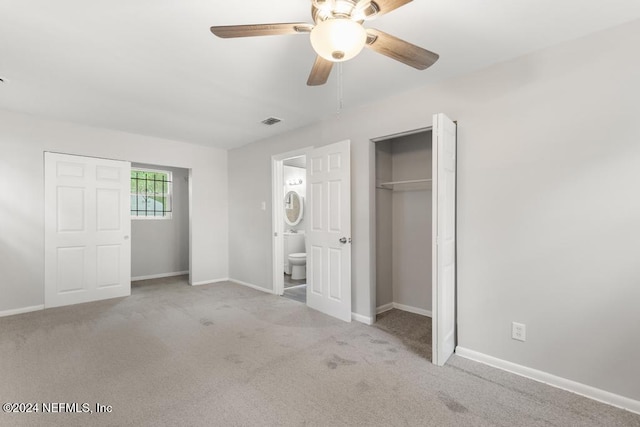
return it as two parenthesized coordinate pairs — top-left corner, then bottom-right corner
(129, 161), (193, 284)
(271, 147), (312, 296)
(369, 120), (457, 365)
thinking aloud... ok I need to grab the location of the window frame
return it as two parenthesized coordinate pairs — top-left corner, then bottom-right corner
(130, 167), (173, 220)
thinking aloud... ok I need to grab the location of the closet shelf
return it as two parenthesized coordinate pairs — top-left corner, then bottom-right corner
(377, 179), (432, 191)
(380, 179), (431, 186)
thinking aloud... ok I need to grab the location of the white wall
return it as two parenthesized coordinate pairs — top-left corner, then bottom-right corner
(0, 110), (228, 312)
(228, 20), (640, 402)
(131, 163), (189, 279)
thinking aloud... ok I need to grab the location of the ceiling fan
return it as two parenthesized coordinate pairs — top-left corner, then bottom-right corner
(210, 0), (439, 86)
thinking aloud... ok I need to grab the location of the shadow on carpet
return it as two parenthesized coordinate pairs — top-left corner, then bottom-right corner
(373, 309), (432, 361)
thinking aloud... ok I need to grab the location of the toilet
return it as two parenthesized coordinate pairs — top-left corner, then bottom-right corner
(288, 253), (306, 280)
(284, 232), (305, 275)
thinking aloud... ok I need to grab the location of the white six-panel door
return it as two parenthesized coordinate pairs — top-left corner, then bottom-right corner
(44, 152), (131, 308)
(432, 114), (457, 365)
(306, 140), (352, 322)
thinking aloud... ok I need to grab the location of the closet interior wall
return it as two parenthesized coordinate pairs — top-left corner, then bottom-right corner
(375, 131), (433, 316)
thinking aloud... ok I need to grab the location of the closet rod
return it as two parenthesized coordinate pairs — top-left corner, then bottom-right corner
(379, 179), (432, 186)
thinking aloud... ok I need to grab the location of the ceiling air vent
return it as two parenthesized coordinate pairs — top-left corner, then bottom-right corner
(261, 117), (282, 126)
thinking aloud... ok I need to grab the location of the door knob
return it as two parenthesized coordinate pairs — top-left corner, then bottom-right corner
(339, 237), (347, 244)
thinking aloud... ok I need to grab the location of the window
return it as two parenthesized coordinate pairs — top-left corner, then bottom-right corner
(130, 168), (172, 219)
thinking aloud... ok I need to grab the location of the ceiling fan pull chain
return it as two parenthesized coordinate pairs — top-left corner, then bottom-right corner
(337, 62), (344, 116)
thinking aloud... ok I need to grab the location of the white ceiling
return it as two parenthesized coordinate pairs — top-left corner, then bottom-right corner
(1, 1), (640, 150)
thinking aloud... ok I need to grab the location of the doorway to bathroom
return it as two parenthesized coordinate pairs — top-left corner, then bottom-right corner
(282, 156), (307, 303)
(273, 140), (352, 321)
(272, 149), (310, 303)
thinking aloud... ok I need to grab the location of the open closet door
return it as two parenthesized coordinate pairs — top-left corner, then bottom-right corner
(306, 140), (352, 322)
(432, 114), (457, 366)
(45, 152), (131, 308)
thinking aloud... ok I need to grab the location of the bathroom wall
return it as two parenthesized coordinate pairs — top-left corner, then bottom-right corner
(131, 163), (189, 279)
(390, 132), (432, 313)
(283, 165), (306, 232)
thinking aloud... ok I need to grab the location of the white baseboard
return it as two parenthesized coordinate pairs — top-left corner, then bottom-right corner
(228, 278), (276, 295)
(0, 305), (45, 318)
(352, 312), (374, 325)
(131, 271), (189, 282)
(376, 303), (394, 314)
(394, 303), (432, 317)
(191, 278), (230, 286)
(376, 302), (432, 318)
(455, 346), (640, 415)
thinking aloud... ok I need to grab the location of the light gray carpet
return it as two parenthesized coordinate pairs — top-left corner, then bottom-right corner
(1, 276), (638, 427)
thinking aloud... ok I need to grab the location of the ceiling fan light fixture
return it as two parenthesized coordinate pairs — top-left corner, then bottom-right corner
(310, 18), (367, 62)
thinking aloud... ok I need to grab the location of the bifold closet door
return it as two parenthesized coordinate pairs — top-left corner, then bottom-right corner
(432, 113), (457, 366)
(44, 152), (131, 308)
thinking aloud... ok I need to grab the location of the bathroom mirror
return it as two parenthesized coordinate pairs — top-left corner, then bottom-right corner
(284, 190), (303, 226)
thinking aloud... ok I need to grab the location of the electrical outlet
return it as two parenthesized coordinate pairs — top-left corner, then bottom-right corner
(261, 201), (266, 211)
(512, 322), (526, 342)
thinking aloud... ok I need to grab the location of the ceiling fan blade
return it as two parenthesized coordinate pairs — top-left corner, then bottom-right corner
(210, 23), (313, 38)
(365, 28), (439, 70)
(370, 0), (413, 16)
(307, 56), (333, 86)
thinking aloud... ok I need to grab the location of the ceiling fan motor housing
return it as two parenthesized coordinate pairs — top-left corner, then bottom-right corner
(312, 0), (378, 23)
